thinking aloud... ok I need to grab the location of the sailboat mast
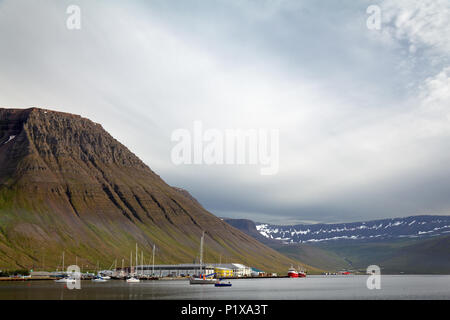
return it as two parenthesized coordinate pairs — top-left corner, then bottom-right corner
(62, 251), (65, 272)
(200, 231), (204, 273)
(135, 243), (138, 275)
(141, 251), (143, 276)
(130, 251), (132, 275)
(152, 244), (155, 276)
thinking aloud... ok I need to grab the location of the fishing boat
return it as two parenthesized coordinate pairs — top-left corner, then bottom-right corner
(297, 266), (307, 278)
(288, 265), (307, 278)
(288, 266), (299, 278)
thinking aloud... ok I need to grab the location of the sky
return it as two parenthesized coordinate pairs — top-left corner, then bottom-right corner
(0, 0), (449, 224)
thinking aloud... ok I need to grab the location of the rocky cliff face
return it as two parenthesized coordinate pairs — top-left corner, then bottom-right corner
(0, 108), (306, 273)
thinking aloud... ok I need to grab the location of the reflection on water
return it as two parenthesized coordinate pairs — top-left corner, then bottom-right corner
(0, 275), (449, 300)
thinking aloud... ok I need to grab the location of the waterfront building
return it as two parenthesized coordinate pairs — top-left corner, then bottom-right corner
(126, 263), (252, 278)
(214, 267), (233, 278)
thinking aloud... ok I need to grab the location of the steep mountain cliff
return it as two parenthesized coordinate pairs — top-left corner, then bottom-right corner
(0, 107), (309, 273)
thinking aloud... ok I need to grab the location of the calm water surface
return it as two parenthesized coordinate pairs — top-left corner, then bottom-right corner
(0, 275), (449, 300)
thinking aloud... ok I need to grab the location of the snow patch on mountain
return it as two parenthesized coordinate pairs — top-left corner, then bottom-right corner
(256, 216), (450, 244)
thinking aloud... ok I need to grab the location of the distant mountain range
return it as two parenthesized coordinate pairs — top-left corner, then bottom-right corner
(0, 107), (307, 273)
(255, 215), (450, 244)
(224, 216), (450, 274)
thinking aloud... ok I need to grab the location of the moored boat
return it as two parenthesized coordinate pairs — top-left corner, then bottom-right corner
(189, 274), (217, 285)
(92, 277), (108, 282)
(189, 231), (217, 285)
(288, 265), (307, 278)
(126, 276), (140, 283)
(54, 277), (77, 284)
(215, 280), (232, 287)
(288, 266), (299, 278)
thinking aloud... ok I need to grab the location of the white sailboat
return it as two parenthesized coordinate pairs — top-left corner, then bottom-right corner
(189, 232), (217, 285)
(127, 244), (140, 283)
(152, 244), (155, 277)
(55, 277), (77, 284)
(55, 251), (76, 283)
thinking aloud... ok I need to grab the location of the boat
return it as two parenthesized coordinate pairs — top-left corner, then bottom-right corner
(92, 276), (108, 282)
(189, 231), (217, 285)
(288, 266), (299, 278)
(54, 277), (77, 284)
(126, 245), (141, 283)
(126, 277), (140, 283)
(297, 266), (306, 278)
(189, 274), (217, 285)
(215, 280), (232, 287)
(288, 266), (307, 278)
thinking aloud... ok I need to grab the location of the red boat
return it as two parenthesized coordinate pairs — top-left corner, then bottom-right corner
(288, 266), (306, 278)
(288, 266), (299, 278)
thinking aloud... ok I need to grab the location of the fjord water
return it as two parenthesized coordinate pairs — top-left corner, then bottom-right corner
(0, 276), (449, 300)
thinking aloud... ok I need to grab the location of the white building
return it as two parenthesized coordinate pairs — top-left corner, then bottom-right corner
(211, 263), (252, 277)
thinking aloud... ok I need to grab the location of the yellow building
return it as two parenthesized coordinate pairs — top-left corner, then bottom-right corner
(214, 267), (233, 278)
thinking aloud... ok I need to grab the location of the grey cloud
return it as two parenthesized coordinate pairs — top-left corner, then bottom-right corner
(0, 0), (449, 224)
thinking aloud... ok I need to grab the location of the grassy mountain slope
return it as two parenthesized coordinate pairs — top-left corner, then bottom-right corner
(0, 108), (311, 274)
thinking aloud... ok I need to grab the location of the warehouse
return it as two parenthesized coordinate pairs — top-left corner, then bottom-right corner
(132, 263), (252, 277)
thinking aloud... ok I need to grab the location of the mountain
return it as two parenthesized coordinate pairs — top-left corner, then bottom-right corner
(255, 215), (450, 244)
(224, 218), (351, 271)
(0, 107), (311, 274)
(315, 235), (450, 274)
(224, 217), (450, 274)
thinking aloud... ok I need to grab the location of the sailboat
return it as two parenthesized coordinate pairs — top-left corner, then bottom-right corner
(92, 276), (108, 282)
(189, 232), (217, 285)
(127, 244), (140, 283)
(54, 251), (77, 283)
(55, 277), (77, 284)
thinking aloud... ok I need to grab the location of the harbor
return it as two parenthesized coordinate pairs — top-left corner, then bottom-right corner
(1, 275), (450, 300)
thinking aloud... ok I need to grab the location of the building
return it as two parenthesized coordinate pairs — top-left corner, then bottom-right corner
(130, 263), (252, 278)
(132, 264), (215, 277)
(251, 268), (265, 277)
(214, 267), (233, 278)
(210, 263), (252, 277)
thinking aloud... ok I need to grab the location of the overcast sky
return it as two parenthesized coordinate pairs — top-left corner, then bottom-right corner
(1, 0), (449, 224)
